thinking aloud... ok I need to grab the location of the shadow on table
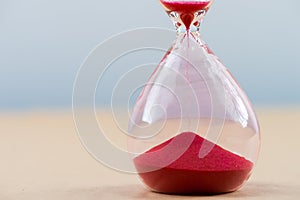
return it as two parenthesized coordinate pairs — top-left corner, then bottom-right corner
(16, 182), (296, 199)
(66, 182), (298, 199)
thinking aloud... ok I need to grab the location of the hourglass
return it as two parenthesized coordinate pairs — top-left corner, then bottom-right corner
(128, 0), (260, 194)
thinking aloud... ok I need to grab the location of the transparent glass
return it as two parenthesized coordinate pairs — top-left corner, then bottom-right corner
(128, 0), (260, 194)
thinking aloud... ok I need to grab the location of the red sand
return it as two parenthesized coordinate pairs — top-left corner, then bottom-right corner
(134, 132), (253, 194)
(160, 0), (211, 29)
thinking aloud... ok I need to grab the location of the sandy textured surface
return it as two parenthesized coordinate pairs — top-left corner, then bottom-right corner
(0, 108), (299, 199)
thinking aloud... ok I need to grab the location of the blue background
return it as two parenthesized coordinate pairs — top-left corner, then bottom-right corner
(1, 0), (299, 111)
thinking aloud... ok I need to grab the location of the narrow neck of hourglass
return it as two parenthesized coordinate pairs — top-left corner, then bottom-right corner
(169, 9), (206, 34)
(160, 0), (213, 34)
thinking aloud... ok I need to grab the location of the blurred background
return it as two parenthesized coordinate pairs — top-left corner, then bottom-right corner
(1, 2), (300, 199)
(0, 0), (299, 111)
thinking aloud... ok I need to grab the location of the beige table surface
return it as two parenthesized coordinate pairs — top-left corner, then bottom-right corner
(1, 108), (300, 200)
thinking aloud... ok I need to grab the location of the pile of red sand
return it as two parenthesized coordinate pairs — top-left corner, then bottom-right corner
(134, 132), (253, 194)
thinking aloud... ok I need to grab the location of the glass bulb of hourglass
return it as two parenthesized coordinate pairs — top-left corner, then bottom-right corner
(128, 0), (260, 195)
